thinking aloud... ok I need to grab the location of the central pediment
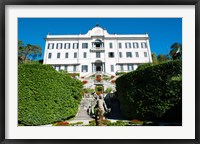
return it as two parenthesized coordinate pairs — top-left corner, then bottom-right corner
(90, 25), (104, 36)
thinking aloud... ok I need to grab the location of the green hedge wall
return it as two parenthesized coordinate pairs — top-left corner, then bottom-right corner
(18, 64), (83, 126)
(136, 63), (154, 70)
(116, 60), (182, 121)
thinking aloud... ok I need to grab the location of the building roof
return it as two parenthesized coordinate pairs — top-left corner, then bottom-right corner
(45, 25), (149, 40)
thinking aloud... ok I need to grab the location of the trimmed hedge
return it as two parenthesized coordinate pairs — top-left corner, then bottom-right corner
(116, 60), (182, 121)
(116, 72), (127, 76)
(18, 64), (83, 126)
(137, 63), (154, 70)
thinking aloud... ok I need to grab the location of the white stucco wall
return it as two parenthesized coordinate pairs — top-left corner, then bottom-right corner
(43, 25), (152, 76)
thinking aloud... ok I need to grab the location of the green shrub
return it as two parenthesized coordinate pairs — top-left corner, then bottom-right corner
(88, 120), (96, 126)
(103, 77), (111, 81)
(116, 72), (127, 76)
(83, 88), (94, 94)
(70, 73), (80, 77)
(105, 87), (113, 93)
(95, 86), (103, 92)
(116, 60), (182, 121)
(136, 63), (154, 70)
(107, 120), (129, 126)
(18, 64), (83, 126)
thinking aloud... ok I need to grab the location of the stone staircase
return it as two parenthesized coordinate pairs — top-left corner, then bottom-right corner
(81, 72), (111, 90)
(73, 72), (116, 121)
(103, 81), (116, 91)
(73, 98), (93, 120)
(82, 72), (116, 90)
(74, 72), (116, 121)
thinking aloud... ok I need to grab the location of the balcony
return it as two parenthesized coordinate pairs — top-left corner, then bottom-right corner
(90, 47), (105, 52)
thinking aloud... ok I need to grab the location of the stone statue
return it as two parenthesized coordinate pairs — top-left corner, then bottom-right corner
(96, 94), (108, 121)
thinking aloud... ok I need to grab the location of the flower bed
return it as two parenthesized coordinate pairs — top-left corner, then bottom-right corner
(131, 119), (143, 124)
(82, 80), (88, 84)
(111, 75), (115, 79)
(53, 121), (70, 126)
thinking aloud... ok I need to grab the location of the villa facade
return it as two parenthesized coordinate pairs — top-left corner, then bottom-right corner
(43, 24), (152, 77)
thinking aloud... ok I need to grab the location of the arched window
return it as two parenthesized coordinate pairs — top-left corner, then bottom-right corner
(93, 39), (104, 48)
(95, 39), (102, 43)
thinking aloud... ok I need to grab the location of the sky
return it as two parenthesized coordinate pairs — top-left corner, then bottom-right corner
(18, 18), (182, 60)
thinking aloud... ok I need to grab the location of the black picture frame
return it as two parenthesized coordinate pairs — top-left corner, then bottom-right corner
(1, 0), (199, 143)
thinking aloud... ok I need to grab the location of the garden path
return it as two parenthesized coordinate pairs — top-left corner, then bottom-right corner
(68, 96), (126, 125)
(72, 98), (93, 121)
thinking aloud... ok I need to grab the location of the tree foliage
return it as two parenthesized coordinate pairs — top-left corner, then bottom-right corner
(169, 43), (182, 60)
(157, 54), (169, 63)
(18, 40), (42, 63)
(151, 52), (158, 64)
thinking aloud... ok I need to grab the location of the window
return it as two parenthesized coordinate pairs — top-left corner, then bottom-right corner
(83, 52), (87, 58)
(82, 65), (88, 72)
(126, 52), (132, 58)
(82, 43), (88, 49)
(94, 39), (103, 48)
(118, 43), (122, 48)
(141, 42), (147, 48)
(120, 65), (124, 71)
(73, 65), (76, 72)
(125, 43), (131, 48)
(57, 53), (60, 58)
(128, 64), (133, 71)
(74, 52), (77, 58)
(64, 65), (68, 71)
(141, 43), (144, 48)
(64, 43), (70, 49)
(48, 53), (52, 59)
(108, 52), (114, 58)
(136, 43), (139, 48)
(111, 65), (114, 72)
(145, 43), (147, 48)
(73, 43), (79, 49)
(119, 52), (122, 58)
(96, 52), (101, 58)
(109, 43), (113, 48)
(56, 43), (62, 49)
(48, 43), (54, 49)
(55, 65), (61, 71)
(144, 52), (148, 57)
(133, 42), (139, 48)
(135, 52), (139, 57)
(65, 53), (69, 58)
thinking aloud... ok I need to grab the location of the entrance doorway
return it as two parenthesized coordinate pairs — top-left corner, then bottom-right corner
(96, 66), (101, 71)
(92, 60), (105, 73)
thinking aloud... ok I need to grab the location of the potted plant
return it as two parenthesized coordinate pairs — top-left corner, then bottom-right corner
(96, 75), (102, 82)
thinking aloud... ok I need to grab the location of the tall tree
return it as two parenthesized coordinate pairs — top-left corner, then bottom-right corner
(18, 40), (24, 63)
(18, 40), (42, 63)
(151, 52), (158, 64)
(157, 54), (169, 63)
(169, 43), (182, 60)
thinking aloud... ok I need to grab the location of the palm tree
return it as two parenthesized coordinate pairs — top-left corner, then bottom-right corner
(169, 43), (182, 60)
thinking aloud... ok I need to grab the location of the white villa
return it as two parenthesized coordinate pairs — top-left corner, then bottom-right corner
(43, 24), (152, 77)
